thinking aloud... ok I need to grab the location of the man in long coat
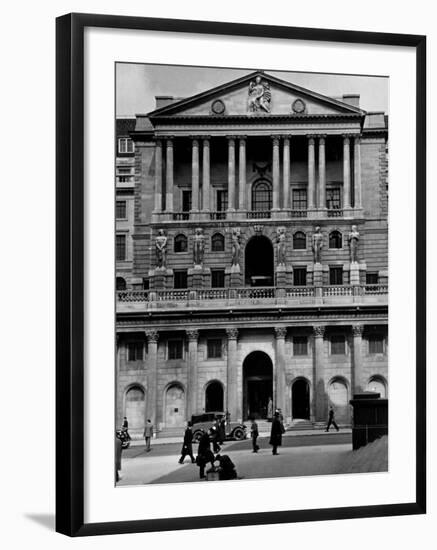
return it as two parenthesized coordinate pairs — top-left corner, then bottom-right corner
(269, 411), (283, 455)
(196, 429), (215, 479)
(178, 421), (196, 464)
(115, 432), (122, 482)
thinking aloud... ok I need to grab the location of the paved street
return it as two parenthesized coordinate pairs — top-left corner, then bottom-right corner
(117, 432), (357, 486)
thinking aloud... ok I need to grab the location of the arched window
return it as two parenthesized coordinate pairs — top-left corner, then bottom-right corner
(211, 233), (225, 252)
(174, 233), (187, 253)
(252, 180), (272, 212)
(367, 376), (387, 398)
(293, 231), (306, 250)
(125, 386), (146, 430)
(329, 230), (342, 249)
(116, 277), (126, 290)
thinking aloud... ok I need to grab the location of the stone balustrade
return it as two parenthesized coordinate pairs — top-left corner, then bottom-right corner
(117, 284), (388, 311)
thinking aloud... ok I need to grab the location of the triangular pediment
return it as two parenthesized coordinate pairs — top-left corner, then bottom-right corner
(148, 71), (365, 119)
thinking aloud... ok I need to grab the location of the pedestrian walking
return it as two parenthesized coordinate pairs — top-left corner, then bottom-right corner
(219, 416), (226, 444)
(115, 432), (122, 482)
(325, 406), (340, 432)
(143, 419), (154, 451)
(196, 429), (215, 479)
(210, 425), (221, 453)
(179, 421), (196, 464)
(122, 416), (131, 441)
(269, 411), (283, 455)
(250, 418), (259, 453)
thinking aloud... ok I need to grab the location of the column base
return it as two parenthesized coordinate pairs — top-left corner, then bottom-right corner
(148, 268), (173, 289)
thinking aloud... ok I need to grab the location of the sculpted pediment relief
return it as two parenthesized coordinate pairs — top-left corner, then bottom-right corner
(148, 71), (365, 119)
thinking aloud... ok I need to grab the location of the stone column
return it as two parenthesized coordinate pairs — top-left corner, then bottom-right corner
(275, 327), (287, 414)
(191, 138), (200, 211)
(308, 136), (315, 209)
(238, 137), (246, 211)
(165, 138), (173, 212)
(272, 137), (280, 210)
(145, 329), (159, 425)
(226, 328), (239, 422)
(354, 136), (362, 209)
(282, 137), (290, 209)
(227, 137), (236, 212)
(313, 325), (326, 423)
(318, 136), (326, 209)
(202, 138), (210, 211)
(343, 136), (351, 209)
(186, 329), (199, 419)
(352, 325), (364, 394)
(154, 140), (162, 212)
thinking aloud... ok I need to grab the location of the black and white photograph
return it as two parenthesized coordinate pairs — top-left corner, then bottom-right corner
(114, 63), (389, 486)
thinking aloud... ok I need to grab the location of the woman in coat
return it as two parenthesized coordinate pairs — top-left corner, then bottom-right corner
(269, 411), (283, 455)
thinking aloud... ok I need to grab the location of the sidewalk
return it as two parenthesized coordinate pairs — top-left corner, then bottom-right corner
(129, 428), (352, 447)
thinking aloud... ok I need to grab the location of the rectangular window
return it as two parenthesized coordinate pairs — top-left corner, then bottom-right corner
(116, 234), (126, 261)
(329, 266), (343, 285)
(168, 340), (183, 360)
(116, 200), (127, 219)
(293, 267), (307, 286)
(211, 269), (225, 288)
(292, 189), (307, 210)
(366, 272), (379, 285)
(326, 187), (341, 210)
(217, 190), (228, 211)
(369, 335), (384, 354)
(182, 190), (192, 212)
(293, 336), (308, 356)
(118, 137), (134, 153)
(127, 342), (143, 361)
(331, 335), (346, 355)
(207, 339), (222, 359)
(174, 270), (188, 289)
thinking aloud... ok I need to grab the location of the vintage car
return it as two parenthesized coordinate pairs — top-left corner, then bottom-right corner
(191, 412), (247, 442)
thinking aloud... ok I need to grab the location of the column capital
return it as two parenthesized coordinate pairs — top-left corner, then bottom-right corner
(354, 135), (362, 144)
(342, 134), (351, 143)
(307, 135), (316, 145)
(226, 327), (239, 340)
(236, 135), (247, 141)
(313, 325), (326, 338)
(275, 326), (287, 339)
(154, 138), (163, 146)
(165, 137), (173, 146)
(226, 135), (236, 143)
(318, 134), (327, 143)
(352, 324), (364, 337)
(271, 136), (281, 145)
(190, 136), (200, 144)
(186, 329), (199, 341)
(281, 134), (291, 142)
(200, 136), (210, 143)
(145, 329), (159, 343)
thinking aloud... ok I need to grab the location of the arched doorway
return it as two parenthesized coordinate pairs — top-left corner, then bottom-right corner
(328, 377), (349, 423)
(205, 381), (224, 412)
(124, 386), (146, 430)
(245, 236), (274, 286)
(366, 376), (387, 398)
(243, 351), (273, 420)
(164, 384), (186, 428)
(292, 379), (310, 420)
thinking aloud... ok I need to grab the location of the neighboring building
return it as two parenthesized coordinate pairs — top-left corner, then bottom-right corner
(116, 71), (388, 437)
(115, 117), (136, 291)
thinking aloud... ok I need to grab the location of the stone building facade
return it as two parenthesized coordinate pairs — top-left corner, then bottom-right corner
(116, 71), (388, 437)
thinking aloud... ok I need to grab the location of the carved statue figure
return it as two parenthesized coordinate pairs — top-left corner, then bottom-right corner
(155, 229), (167, 268)
(248, 76), (271, 113)
(231, 228), (241, 267)
(276, 227), (286, 266)
(348, 225), (360, 263)
(193, 227), (205, 266)
(311, 226), (323, 264)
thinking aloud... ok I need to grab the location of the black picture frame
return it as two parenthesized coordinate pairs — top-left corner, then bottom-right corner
(56, 12), (426, 537)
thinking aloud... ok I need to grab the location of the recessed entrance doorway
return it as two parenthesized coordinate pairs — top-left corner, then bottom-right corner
(242, 351), (273, 420)
(292, 378), (310, 420)
(244, 236), (274, 286)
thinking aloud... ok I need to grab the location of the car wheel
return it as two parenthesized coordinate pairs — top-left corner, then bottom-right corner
(193, 431), (202, 443)
(233, 428), (245, 441)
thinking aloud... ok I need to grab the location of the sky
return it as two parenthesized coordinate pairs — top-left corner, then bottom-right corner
(116, 63), (388, 117)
